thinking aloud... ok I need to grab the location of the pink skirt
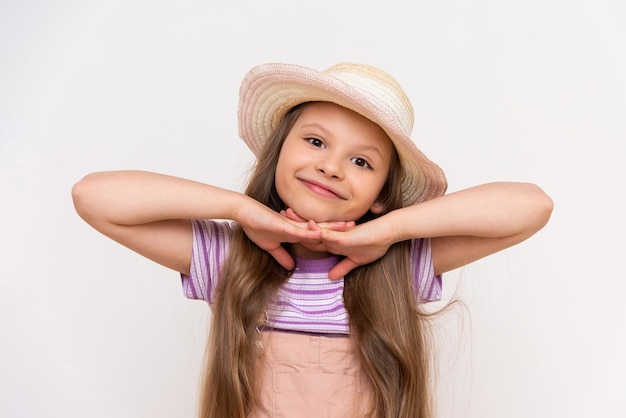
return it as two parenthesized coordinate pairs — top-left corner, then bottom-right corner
(248, 330), (374, 418)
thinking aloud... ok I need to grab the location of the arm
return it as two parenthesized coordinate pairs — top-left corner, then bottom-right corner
(393, 182), (553, 275)
(316, 182), (553, 279)
(71, 170), (323, 274)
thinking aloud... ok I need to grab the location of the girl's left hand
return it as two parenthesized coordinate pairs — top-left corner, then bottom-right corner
(279, 209), (356, 250)
(282, 209), (393, 280)
(320, 220), (395, 280)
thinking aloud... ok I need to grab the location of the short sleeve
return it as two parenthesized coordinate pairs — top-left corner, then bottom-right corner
(410, 238), (442, 303)
(180, 219), (234, 304)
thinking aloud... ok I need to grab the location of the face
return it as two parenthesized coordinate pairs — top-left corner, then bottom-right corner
(274, 102), (395, 222)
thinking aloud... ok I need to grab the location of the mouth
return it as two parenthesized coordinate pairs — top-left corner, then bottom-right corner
(298, 178), (346, 200)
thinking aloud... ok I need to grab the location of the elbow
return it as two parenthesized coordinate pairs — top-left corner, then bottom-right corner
(71, 172), (101, 222)
(527, 183), (554, 231)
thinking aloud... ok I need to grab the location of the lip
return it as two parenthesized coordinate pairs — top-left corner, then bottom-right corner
(298, 178), (346, 200)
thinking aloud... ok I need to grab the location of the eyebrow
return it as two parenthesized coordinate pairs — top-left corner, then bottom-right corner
(299, 123), (386, 159)
(299, 123), (330, 135)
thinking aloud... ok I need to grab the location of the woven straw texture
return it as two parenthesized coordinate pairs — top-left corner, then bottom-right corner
(238, 63), (447, 205)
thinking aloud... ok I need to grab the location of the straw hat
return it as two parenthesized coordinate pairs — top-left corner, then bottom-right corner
(238, 62), (447, 205)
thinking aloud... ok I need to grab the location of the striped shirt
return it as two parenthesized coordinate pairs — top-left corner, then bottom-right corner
(181, 219), (442, 335)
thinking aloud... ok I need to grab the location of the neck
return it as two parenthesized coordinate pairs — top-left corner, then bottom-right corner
(289, 243), (332, 260)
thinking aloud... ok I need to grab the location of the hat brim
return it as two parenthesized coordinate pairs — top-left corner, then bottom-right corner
(238, 63), (447, 205)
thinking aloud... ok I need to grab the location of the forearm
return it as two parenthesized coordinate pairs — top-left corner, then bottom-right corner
(71, 170), (324, 274)
(387, 182), (553, 242)
(72, 170), (247, 226)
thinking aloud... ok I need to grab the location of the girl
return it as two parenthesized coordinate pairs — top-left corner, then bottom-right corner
(72, 63), (553, 418)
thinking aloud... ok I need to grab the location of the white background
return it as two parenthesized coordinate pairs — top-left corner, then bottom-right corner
(1, 1), (625, 417)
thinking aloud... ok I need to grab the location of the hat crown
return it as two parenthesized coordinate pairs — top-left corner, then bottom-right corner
(323, 63), (415, 137)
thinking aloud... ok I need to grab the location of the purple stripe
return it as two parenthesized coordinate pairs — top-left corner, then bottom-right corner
(196, 219), (210, 300)
(271, 318), (347, 327)
(410, 237), (442, 302)
(206, 221), (221, 302)
(274, 300), (345, 315)
(280, 286), (342, 296)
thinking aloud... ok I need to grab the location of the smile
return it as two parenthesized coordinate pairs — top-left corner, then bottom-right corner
(298, 179), (346, 200)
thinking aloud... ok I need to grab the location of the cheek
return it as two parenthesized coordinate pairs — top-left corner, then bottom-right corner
(358, 176), (388, 210)
(273, 156), (289, 202)
(359, 173), (387, 196)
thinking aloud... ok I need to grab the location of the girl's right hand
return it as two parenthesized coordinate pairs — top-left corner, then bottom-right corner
(278, 208), (356, 253)
(72, 171), (323, 275)
(236, 202), (324, 270)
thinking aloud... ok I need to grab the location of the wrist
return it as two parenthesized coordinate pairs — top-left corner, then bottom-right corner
(370, 211), (403, 247)
(383, 208), (409, 244)
(229, 192), (257, 223)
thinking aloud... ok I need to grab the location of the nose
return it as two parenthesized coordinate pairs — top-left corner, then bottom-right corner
(315, 155), (344, 179)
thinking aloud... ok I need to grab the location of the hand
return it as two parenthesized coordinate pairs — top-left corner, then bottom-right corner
(237, 202), (322, 270)
(320, 219), (395, 280)
(280, 208), (355, 253)
(281, 208), (394, 280)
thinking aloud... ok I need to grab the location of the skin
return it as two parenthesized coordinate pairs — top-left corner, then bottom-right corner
(274, 102), (393, 258)
(72, 103), (554, 280)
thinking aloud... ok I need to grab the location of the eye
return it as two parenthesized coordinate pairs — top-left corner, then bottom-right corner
(306, 137), (325, 148)
(350, 157), (372, 169)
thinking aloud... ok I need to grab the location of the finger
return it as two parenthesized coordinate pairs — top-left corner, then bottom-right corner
(320, 228), (344, 244)
(285, 208), (307, 222)
(307, 219), (320, 231)
(328, 258), (360, 280)
(267, 246), (295, 270)
(283, 224), (322, 242)
(316, 221), (354, 232)
(279, 209), (312, 229)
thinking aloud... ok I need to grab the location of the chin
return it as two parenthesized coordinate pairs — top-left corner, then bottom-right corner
(291, 208), (337, 223)
(308, 212), (358, 224)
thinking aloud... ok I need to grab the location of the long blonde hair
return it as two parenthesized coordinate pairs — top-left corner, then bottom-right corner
(199, 103), (435, 418)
